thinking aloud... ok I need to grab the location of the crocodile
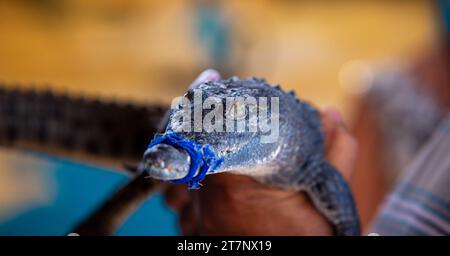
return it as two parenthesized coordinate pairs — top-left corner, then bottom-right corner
(143, 77), (361, 236)
(0, 84), (165, 159)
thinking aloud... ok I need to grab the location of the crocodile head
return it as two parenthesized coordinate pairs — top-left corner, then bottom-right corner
(143, 77), (361, 235)
(144, 77), (322, 186)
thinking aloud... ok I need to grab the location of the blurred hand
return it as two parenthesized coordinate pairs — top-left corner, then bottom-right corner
(164, 70), (358, 235)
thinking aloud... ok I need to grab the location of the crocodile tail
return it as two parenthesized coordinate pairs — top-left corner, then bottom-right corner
(300, 159), (361, 236)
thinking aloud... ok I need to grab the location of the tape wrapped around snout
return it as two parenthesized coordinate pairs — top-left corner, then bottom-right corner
(146, 132), (224, 189)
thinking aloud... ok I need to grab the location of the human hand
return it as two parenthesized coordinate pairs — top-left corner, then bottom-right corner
(164, 71), (358, 235)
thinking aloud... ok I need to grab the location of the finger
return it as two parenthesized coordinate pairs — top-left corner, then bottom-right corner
(179, 202), (198, 235)
(320, 109), (336, 152)
(328, 125), (358, 181)
(158, 69), (222, 131)
(164, 184), (191, 212)
(321, 108), (358, 181)
(321, 108), (346, 152)
(189, 69), (221, 89)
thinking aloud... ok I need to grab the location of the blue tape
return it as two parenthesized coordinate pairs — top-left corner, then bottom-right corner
(147, 132), (224, 189)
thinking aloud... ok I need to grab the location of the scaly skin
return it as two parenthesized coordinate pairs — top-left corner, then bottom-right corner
(144, 77), (361, 236)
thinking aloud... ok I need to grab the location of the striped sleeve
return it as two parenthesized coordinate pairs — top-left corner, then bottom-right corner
(371, 115), (450, 235)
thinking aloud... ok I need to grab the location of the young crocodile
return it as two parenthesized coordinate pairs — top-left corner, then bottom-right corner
(143, 77), (361, 236)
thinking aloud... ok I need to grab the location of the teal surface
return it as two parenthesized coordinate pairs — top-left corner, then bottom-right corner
(0, 152), (179, 235)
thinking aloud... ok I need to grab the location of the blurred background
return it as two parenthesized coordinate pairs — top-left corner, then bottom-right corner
(0, 0), (446, 235)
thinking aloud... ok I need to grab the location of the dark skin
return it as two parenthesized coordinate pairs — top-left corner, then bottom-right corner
(165, 34), (449, 235)
(165, 104), (358, 235)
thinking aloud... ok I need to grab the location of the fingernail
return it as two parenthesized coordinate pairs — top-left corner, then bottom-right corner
(201, 69), (221, 81)
(325, 108), (343, 124)
(189, 69), (221, 89)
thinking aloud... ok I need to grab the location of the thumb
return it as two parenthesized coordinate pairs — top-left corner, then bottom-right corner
(320, 108), (358, 181)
